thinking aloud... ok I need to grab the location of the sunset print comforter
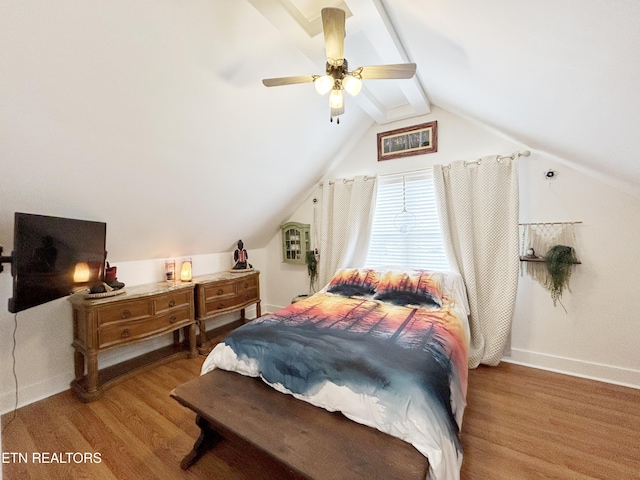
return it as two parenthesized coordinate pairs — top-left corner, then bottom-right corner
(201, 268), (470, 480)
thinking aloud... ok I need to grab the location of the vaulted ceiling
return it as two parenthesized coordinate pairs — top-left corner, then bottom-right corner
(1, 0), (638, 262)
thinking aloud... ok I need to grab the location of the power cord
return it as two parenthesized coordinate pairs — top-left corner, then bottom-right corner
(1, 312), (19, 433)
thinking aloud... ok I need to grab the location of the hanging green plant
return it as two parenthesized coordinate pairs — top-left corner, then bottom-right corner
(306, 249), (318, 293)
(544, 245), (577, 311)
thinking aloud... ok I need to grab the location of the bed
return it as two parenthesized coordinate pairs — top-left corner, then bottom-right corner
(175, 267), (470, 480)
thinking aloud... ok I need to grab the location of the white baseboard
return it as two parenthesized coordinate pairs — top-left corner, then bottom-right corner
(503, 348), (640, 390)
(1, 371), (74, 415)
(1, 310), (267, 415)
(263, 303), (284, 314)
(8, 326), (636, 416)
(2, 333), (182, 415)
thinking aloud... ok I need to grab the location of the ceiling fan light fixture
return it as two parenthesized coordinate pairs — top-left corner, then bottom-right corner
(261, 8), (417, 123)
(314, 74), (334, 95)
(330, 105), (345, 117)
(342, 74), (362, 96)
(329, 88), (344, 109)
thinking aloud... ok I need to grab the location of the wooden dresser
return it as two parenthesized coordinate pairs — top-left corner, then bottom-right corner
(192, 270), (261, 353)
(69, 281), (197, 402)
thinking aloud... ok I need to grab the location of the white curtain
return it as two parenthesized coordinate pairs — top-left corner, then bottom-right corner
(318, 176), (377, 287)
(433, 155), (519, 367)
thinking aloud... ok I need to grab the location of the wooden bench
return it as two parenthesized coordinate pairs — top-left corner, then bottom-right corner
(171, 369), (429, 479)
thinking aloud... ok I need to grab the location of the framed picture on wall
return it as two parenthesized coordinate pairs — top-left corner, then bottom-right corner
(377, 121), (438, 161)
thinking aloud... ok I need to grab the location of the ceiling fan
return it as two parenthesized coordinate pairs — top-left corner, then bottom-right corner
(261, 7), (417, 123)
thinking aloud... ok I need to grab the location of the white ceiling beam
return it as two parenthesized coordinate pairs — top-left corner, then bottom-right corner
(345, 0), (430, 123)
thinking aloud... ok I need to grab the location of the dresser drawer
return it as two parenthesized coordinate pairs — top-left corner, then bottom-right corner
(97, 300), (153, 326)
(204, 282), (235, 299)
(204, 295), (243, 314)
(98, 306), (192, 348)
(155, 289), (192, 314)
(238, 287), (258, 303)
(238, 275), (258, 291)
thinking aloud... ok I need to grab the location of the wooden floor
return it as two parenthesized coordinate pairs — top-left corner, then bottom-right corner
(2, 357), (639, 479)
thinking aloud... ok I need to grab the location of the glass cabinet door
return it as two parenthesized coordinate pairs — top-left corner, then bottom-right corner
(281, 222), (310, 264)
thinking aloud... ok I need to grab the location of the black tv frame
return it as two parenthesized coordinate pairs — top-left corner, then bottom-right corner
(5, 213), (107, 313)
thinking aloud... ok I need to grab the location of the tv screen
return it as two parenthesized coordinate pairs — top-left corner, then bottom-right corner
(8, 213), (107, 313)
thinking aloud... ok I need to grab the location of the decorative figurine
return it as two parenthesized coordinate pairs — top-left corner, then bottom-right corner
(104, 262), (125, 289)
(231, 240), (253, 272)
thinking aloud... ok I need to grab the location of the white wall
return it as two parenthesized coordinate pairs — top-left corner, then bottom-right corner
(0, 248), (266, 414)
(511, 158), (640, 386)
(265, 105), (640, 388)
(263, 193), (318, 312)
(265, 106), (525, 309)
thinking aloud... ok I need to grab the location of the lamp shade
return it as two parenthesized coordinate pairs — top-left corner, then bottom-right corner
(329, 88), (344, 109)
(314, 75), (334, 95)
(330, 105), (345, 117)
(343, 75), (362, 96)
(73, 262), (91, 283)
(180, 259), (192, 282)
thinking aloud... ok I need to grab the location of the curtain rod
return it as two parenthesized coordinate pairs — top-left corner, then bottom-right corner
(519, 221), (582, 226)
(463, 149), (531, 167)
(319, 150), (532, 186)
(499, 150), (531, 161)
(319, 175), (374, 187)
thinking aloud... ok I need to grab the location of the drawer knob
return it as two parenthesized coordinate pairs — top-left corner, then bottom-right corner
(244, 282), (249, 288)
(121, 310), (132, 319)
(217, 303), (225, 310)
(121, 329), (131, 338)
(169, 299), (176, 307)
(217, 288), (224, 295)
(169, 315), (178, 323)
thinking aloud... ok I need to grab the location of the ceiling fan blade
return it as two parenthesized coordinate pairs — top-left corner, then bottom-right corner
(321, 7), (346, 64)
(358, 63), (417, 80)
(262, 75), (315, 87)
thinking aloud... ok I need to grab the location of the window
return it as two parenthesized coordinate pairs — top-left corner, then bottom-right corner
(365, 170), (449, 270)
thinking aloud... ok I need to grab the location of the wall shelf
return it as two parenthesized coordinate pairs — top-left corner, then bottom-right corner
(520, 256), (581, 264)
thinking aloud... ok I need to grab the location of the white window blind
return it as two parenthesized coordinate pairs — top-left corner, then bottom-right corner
(365, 170), (449, 271)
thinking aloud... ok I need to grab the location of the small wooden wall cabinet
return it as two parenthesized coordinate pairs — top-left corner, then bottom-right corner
(193, 270), (261, 354)
(69, 282), (197, 402)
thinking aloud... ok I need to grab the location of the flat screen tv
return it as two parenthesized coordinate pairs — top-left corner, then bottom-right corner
(8, 212), (107, 313)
